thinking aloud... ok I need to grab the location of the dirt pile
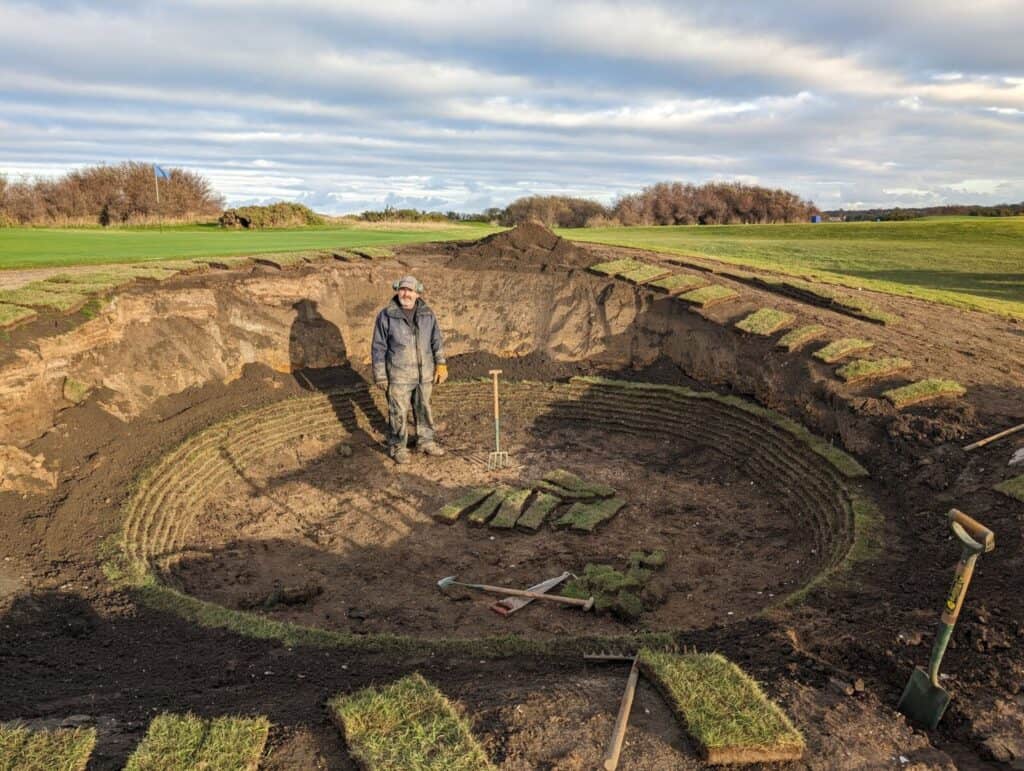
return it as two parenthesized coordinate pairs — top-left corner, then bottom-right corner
(448, 221), (594, 270)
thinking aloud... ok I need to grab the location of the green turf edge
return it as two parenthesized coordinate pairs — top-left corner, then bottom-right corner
(0, 286), (89, 312)
(835, 357), (912, 384)
(124, 712), (269, 771)
(882, 378), (966, 407)
(0, 725), (97, 771)
(776, 324), (828, 351)
(637, 649), (805, 764)
(647, 272), (709, 294)
(0, 303), (38, 328)
(588, 258), (646, 276)
(678, 284), (740, 307)
(993, 474), (1024, 502)
(734, 308), (796, 336)
(573, 376), (868, 478)
(812, 338), (874, 364)
(329, 673), (496, 771)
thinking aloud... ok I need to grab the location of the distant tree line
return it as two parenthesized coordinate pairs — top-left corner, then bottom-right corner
(498, 182), (819, 227)
(0, 162), (223, 226)
(828, 204), (1024, 221)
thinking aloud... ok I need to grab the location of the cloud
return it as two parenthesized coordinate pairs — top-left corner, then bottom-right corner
(1, 1), (1022, 212)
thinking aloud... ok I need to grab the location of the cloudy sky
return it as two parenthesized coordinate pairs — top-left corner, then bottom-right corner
(1, 1), (1023, 213)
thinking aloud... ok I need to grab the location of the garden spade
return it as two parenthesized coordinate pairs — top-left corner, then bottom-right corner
(897, 508), (995, 729)
(437, 576), (594, 610)
(486, 369), (510, 470)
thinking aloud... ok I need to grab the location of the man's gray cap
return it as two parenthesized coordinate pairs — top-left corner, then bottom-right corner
(394, 275), (423, 291)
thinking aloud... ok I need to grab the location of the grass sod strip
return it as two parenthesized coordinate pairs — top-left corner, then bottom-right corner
(466, 488), (507, 526)
(638, 650), (805, 765)
(619, 264), (672, 284)
(812, 338), (874, 364)
(835, 357), (913, 384)
(734, 308), (796, 336)
(433, 487), (494, 524)
(125, 266), (181, 281)
(883, 379), (966, 408)
(0, 725), (96, 771)
(124, 713), (269, 771)
(254, 251), (319, 268)
(588, 258), (646, 276)
(994, 474), (1024, 503)
(198, 255), (253, 268)
(0, 303), (37, 329)
(541, 468), (615, 498)
(647, 272), (709, 294)
(555, 497), (627, 532)
(678, 284), (740, 308)
(44, 270), (139, 289)
(776, 324), (827, 351)
(330, 673), (496, 771)
(489, 488), (532, 529)
(516, 491), (561, 531)
(0, 286), (88, 312)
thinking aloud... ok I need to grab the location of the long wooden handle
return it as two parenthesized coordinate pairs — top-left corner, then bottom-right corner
(603, 658), (640, 770)
(949, 509), (995, 552)
(473, 583), (592, 608)
(964, 422), (1024, 451)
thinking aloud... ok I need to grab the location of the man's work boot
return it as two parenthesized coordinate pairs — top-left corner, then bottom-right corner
(419, 442), (446, 457)
(391, 446), (411, 464)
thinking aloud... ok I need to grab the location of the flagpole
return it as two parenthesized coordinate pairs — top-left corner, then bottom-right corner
(153, 164), (163, 232)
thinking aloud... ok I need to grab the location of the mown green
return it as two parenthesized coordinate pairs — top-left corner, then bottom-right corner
(0, 222), (497, 269)
(561, 217), (1024, 319)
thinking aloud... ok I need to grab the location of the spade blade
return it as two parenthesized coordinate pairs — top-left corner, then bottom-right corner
(897, 667), (951, 729)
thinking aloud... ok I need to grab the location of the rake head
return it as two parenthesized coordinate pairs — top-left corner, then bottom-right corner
(487, 450), (510, 470)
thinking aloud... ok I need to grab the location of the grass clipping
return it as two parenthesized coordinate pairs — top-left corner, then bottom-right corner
(330, 672), (495, 771)
(638, 650), (805, 765)
(0, 725), (96, 771)
(124, 712), (269, 771)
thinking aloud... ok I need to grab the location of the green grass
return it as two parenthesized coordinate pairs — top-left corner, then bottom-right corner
(554, 497), (626, 532)
(488, 487), (532, 529)
(638, 649), (805, 764)
(619, 263), (671, 284)
(433, 487), (493, 524)
(124, 713), (269, 771)
(0, 286), (88, 312)
(588, 258), (646, 276)
(330, 673), (495, 771)
(812, 338), (874, 364)
(734, 308), (796, 336)
(883, 379), (966, 407)
(539, 468), (615, 498)
(466, 488), (506, 526)
(516, 491), (560, 531)
(678, 284), (740, 307)
(0, 303), (36, 328)
(0, 222), (497, 270)
(835, 357), (912, 384)
(647, 272), (709, 294)
(994, 474), (1024, 502)
(0, 725), (96, 771)
(560, 217), (1024, 319)
(777, 324), (827, 351)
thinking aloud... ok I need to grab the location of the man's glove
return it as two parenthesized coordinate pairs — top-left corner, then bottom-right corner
(433, 363), (448, 384)
(375, 380), (388, 391)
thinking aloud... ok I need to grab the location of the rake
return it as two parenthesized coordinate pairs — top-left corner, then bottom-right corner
(486, 369), (510, 470)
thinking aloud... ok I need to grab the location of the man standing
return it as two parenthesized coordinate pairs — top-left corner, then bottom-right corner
(371, 275), (448, 463)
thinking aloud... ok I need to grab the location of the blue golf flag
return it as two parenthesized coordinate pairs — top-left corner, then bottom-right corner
(153, 164), (170, 180)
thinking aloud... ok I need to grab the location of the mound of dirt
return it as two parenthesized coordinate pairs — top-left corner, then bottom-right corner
(448, 222), (594, 270)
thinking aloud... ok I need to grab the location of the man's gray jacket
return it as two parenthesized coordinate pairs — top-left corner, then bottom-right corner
(371, 297), (446, 385)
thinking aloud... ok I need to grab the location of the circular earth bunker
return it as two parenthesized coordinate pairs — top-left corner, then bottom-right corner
(122, 380), (857, 640)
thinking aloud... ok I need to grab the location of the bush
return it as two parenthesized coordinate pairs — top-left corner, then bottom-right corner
(0, 163), (223, 226)
(611, 181), (818, 225)
(501, 195), (609, 228)
(218, 202), (324, 229)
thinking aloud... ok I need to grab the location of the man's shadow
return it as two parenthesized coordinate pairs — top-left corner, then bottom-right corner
(288, 299), (388, 442)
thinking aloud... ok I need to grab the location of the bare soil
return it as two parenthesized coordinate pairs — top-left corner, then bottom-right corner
(1, 224), (1022, 768)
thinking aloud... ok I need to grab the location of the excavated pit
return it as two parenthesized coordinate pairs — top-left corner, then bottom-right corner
(121, 379), (858, 639)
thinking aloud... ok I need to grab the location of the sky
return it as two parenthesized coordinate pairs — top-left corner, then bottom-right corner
(1, 0), (1023, 214)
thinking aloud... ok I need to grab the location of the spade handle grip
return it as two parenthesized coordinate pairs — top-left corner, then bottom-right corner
(949, 509), (994, 552)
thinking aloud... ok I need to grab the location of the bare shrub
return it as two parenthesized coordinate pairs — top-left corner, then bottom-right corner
(218, 202), (324, 229)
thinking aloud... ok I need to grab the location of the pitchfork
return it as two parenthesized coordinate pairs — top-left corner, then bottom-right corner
(487, 369), (510, 470)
